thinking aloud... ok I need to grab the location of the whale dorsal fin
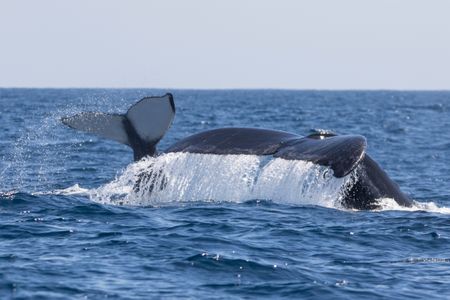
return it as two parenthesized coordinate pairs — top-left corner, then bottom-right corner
(274, 135), (367, 177)
(62, 93), (175, 160)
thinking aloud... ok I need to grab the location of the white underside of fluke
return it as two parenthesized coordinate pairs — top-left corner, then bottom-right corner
(62, 94), (175, 154)
(62, 113), (130, 145)
(126, 96), (174, 143)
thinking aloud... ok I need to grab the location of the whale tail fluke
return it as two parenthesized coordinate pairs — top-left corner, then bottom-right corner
(62, 93), (175, 161)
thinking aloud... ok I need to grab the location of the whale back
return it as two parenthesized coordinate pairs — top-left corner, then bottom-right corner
(274, 135), (367, 177)
(166, 128), (366, 178)
(166, 127), (299, 155)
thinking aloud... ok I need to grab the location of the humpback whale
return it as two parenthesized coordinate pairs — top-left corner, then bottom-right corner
(62, 93), (413, 210)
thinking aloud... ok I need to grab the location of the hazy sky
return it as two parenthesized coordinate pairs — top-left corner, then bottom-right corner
(1, 0), (449, 89)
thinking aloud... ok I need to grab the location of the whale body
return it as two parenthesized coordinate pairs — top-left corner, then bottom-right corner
(62, 93), (413, 210)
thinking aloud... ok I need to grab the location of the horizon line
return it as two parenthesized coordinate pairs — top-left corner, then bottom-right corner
(1, 86), (450, 92)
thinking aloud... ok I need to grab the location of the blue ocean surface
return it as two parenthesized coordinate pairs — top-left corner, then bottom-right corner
(1, 89), (450, 299)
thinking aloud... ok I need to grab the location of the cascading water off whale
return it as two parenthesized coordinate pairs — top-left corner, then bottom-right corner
(61, 93), (413, 210)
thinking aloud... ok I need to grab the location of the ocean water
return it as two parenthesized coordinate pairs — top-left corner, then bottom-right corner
(1, 89), (450, 299)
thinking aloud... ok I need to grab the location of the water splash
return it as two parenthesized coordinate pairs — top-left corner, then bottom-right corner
(374, 198), (450, 214)
(0, 94), (136, 194)
(87, 153), (354, 207)
(41, 152), (450, 214)
(38, 184), (91, 196)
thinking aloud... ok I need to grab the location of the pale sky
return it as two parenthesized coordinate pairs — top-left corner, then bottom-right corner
(1, 0), (449, 89)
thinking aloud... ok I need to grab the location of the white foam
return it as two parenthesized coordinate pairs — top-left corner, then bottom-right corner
(34, 184), (91, 196)
(46, 152), (449, 214)
(88, 152), (354, 207)
(374, 197), (450, 214)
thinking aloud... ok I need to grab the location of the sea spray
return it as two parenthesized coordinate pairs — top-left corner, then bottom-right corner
(90, 152), (355, 207)
(37, 152), (450, 213)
